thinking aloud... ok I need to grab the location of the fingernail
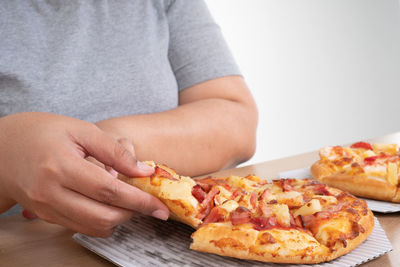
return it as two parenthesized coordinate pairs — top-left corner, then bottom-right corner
(108, 168), (118, 178)
(151, 210), (169, 221)
(22, 209), (37, 220)
(137, 161), (154, 172)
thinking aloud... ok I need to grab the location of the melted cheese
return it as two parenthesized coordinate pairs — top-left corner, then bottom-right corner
(159, 177), (198, 208)
(227, 175), (258, 191)
(276, 191), (304, 207)
(219, 200), (239, 213)
(363, 164), (387, 176)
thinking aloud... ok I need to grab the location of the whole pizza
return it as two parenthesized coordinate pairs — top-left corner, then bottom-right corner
(119, 161), (374, 264)
(311, 142), (400, 202)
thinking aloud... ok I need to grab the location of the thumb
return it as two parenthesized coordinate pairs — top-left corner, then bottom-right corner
(75, 127), (154, 177)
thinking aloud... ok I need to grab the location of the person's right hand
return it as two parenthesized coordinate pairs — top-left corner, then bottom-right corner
(0, 112), (169, 237)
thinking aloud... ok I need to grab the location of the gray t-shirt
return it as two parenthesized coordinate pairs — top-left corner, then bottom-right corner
(0, 0), (240, 122)
(0, 0), (240, 217)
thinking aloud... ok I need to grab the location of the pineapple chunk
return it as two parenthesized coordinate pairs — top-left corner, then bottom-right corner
(216, 186), (233, 199)
(372, 143), (398, 155)
(362, 149), (376, 158)
(227, 175), (257, 191)
(271, 204), (290, 227)
(387, 162), (399, 186)
(293, 199), (322, 217)
(276, 191), (304, 207)
(219, 200), (239, 213)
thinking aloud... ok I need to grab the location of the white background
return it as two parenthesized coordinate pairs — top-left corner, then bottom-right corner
(205, 0), (400, 166)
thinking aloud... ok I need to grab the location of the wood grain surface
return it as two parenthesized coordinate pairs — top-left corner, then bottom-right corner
(1, 133), (399, 266)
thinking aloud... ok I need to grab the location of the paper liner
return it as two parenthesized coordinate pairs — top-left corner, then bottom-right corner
(73, 215), (391, 267)
(279, 167), (400, 213)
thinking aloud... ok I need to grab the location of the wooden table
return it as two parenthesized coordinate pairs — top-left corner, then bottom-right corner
(1, 133), (400, 266)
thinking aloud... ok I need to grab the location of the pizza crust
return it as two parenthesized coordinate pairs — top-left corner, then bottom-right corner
(311, 161), (400, 202)
(191, 209), (374, 264)
(191, 222), (329, 264)
(324, 209), (374, 261)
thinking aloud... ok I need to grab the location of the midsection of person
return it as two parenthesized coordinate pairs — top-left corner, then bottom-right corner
(0, 0), (178, 122)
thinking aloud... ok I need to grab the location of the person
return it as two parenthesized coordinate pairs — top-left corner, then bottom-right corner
(0, 0), (258, 237)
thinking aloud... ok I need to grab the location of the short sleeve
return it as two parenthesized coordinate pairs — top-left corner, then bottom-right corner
(167, 0), (241, 91)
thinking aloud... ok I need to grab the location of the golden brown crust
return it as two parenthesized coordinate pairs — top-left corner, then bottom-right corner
(325, 209), (374, 261)
(311, 161), (399, 202)
(190, 209), (374, 264)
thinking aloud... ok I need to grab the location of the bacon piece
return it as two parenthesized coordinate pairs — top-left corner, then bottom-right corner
(260, 189), (271, 201)
(281, 180), (293, 192)
(152, 166), (178, 180)
(196, 202), (213, 220)
(192, 184), (207, 203)
(202, 187), (220, 206)
(232, 188), (244, 200)
(325, 201), (348, 213)
(293, 215), (304, 228)
(312, 184), (331, 195)
(351, 142), (373, 150)
(196, 187), (220, 220)
(195, 177), (227, 193)
(260, 203), (273, 217)
(302, 191), (313, 203)
(250, 192), (258, 209)
(202, 207), (226, 225)
(364, 156), (378, 164)
(300, 214), (315, 228)
(251, 216), (278, 231)
(314, 211), (333, 220)
(230, 206), (251, 225)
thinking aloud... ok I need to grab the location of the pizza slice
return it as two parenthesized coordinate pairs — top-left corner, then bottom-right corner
(311, 141), (400, 202)
(119, 161), (374, 264)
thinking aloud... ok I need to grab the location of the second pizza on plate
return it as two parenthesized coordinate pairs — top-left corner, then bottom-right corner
(311, 141), (400, 203)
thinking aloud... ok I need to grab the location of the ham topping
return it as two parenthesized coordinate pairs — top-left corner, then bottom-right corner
(202, 207), (225, 225)
(250, 192), (258, 209)
(281, 180), (293, 192)
(230, 206), (251, 225)
(312, 184), (331, 196)
(351, 142), (373, 150)
(152, 166), (178, 180)
(192, 184), (207, 203)
(196, 187), (220, 220)
(260, 203), (273, 217)
(251, 216), (278, 231)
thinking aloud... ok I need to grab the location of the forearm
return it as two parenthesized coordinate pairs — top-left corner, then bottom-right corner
(96, 98), (257, 176)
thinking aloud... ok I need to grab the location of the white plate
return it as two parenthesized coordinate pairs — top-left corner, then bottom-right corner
(279, 167), (400, 213)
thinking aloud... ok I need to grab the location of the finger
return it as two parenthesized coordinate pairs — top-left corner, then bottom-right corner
(87, 156), (118, 177)
(33, 203), (116, 237)
(86, 156), (105, 169)
(75, 126), (154, 177)
(117, 138), (135, 155)
(105, 166), (118, 178)
(50, 186), (133, 236)
(62, 157), (169, 220)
